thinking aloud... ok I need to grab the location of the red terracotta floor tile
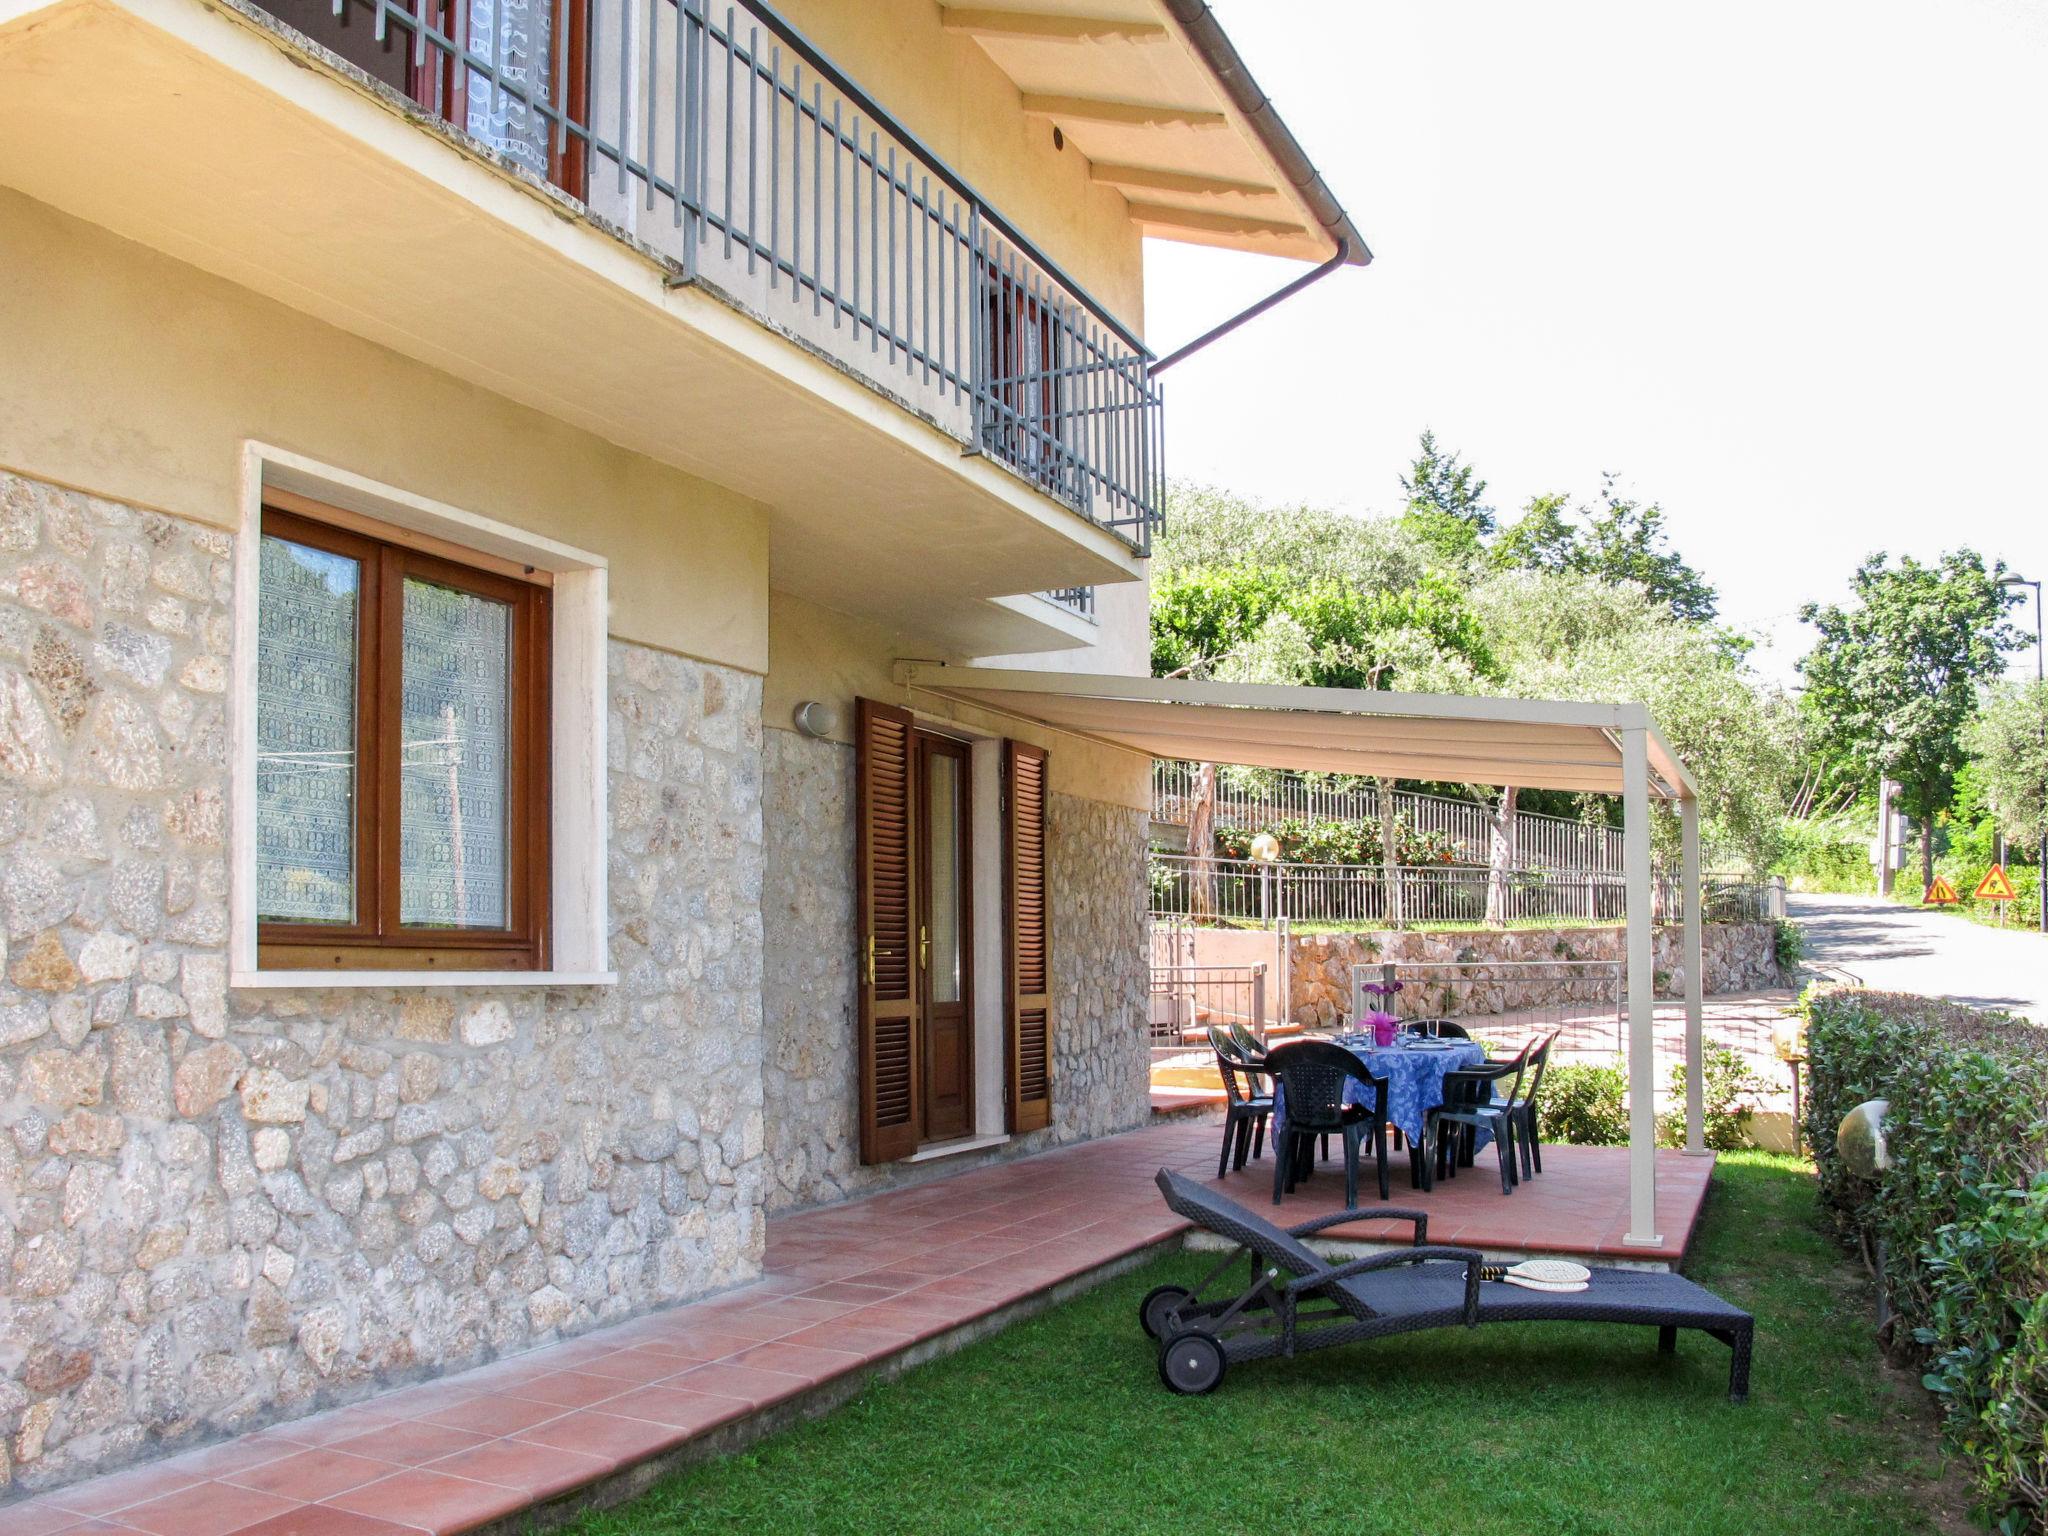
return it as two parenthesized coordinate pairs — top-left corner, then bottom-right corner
(0, 1499), (107, 1536)
(113, 1480), (300, 1536)
(40, 1463), (207, 1518)
(227, 1507), (421, 1536)
(566, 1347), (692, 1385)
(152, 1435), (310, 1484)
(724, 1341), (868, 1380)
(259, 1411), (405, 1453)
(495, 1371), (627, 1409)
(596, 1386), (753, 1433)
(322, 1470), (527, 1535)
(509, 1410), (690, 1468)
(416, 1439), (608, 1500)
(727, 1297), (859, 1331)
(794, 1279), (908, 1305)
(774, 1321), (918, 1356)
(413, 1394), (567, 1440)
(666, 1362), (811, 1409)
(222, 1449), (403, 1503)
(324, 1421), (492, 1468)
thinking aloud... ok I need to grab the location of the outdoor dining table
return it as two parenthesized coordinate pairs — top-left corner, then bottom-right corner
(1270, 1033), (1491, 1149)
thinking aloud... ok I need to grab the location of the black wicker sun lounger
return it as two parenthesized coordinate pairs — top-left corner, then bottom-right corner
(1142, 1169), (1754, 1401)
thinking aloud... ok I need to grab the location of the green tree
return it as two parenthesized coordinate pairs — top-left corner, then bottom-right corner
(1472, 569), (1793, 869)
(1150, 565), (1287, 678)
(1492, 477), (1718, 623)
(1398, 429), (1495, 563)
(1798, 550), (2022, 890)
(1488, 492), (1577, 574)
(1961, 679), (2048, 857)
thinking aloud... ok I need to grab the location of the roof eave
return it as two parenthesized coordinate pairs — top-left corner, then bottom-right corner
(1158, 0), (1370, 266)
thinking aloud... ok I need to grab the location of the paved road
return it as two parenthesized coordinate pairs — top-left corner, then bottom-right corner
(1789, 892), (2048, 1021)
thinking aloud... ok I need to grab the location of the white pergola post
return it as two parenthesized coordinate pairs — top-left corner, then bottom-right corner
(1681, 793), (1707, 1156)
(1621, 726), (1662, 1248)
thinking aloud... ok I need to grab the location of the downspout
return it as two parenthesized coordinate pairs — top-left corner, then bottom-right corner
(1152, 239), (1352, 374)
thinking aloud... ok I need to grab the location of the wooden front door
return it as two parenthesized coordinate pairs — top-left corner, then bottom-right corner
(917, 733), (973, 1143)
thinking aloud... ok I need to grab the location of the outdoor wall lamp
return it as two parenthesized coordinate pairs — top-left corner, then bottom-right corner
(792, 700), (839, 739)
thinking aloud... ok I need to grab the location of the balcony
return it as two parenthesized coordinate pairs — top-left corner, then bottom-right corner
(0, 0), (1160, 655)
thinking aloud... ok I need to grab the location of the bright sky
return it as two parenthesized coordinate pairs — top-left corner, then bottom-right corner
(1142, 0), (2048, 685)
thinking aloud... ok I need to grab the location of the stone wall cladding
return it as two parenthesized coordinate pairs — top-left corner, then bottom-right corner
(760, 733), (1149, 1210)
(759, 729), (857, 1211)
(1287, 922), (1784, 1028)
(1044, 791), (1150, 1145)
(0, 471), (766, 1497)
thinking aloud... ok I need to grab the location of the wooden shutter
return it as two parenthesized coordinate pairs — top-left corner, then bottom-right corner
(1005, 740), (1052, 1133)
(856, 698), (920, 1164)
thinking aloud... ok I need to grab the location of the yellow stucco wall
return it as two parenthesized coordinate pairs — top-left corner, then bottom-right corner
(0, 187), (770, 674)
(774, 0), (1146, 335)
(765, 590), (1151, 811)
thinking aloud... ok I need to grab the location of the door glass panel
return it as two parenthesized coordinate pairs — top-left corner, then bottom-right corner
(399, 577), (512, 929)
(256, 535), (361, 924)
(927, 752), (963, 1005)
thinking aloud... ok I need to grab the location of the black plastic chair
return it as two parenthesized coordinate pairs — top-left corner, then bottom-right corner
(1207, 1026), (1273, 1177)
(1267, 1040), (1391, 1207)
(1422, 1056), (1525, 1195)
(1491, 1030), (1559, 1179)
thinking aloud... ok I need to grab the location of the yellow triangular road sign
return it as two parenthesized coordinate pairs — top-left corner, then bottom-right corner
(1924, 876), (1961, 905)
(1975, 864), (2019, 902)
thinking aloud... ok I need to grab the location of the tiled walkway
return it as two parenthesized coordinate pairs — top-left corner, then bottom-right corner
(8, 1116), (1712, 1535)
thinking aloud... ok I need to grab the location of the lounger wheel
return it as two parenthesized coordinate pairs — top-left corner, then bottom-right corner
(1158, 1331), (1227, 1395)
(1139, 1285), (1194, 1341)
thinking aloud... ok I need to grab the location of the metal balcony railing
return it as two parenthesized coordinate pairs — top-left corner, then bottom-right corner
(1039, 587), (1097, 621)
(260, 0), (1165, 552)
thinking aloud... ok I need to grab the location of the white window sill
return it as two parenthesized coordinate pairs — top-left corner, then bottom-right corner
(905, 1133), (1012, 1164)
(231, 971), (618, 990)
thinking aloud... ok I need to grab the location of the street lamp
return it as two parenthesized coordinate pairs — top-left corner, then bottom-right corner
(1998, 575), (2047, 934)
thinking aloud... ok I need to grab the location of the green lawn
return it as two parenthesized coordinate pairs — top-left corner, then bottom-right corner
(566, 1154), (1963, 1536)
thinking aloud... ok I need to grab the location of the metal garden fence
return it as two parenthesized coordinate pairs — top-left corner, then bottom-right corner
(1153, 761), (1627, 872)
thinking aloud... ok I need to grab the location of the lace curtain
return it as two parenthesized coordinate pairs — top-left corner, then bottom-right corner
(466, 0), (555, 178)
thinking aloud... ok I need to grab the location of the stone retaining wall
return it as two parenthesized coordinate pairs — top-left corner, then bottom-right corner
(0, 473), (767, 1494)
(1288, 922), (1782, 1029)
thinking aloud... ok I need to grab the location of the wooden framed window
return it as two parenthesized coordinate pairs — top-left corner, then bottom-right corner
(255, 501), (551, 971)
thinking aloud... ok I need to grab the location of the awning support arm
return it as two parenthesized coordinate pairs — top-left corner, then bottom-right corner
(1151, 239), (1351, 374)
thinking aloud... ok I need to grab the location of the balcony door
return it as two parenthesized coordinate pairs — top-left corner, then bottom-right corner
(916, 732), (973, 1144)
(864, 700), (1043, 1163)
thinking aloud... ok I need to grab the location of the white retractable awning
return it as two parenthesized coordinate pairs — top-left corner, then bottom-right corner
(897, 663), (1709, 1248)
(896, 666), (1697, 801)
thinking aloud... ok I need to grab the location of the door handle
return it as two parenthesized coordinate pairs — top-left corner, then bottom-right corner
(919, 926), (929, 971)
(866, 934), (875, 986)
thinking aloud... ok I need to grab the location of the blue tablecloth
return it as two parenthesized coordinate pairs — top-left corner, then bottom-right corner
(1271, 1036), (1488, 1145)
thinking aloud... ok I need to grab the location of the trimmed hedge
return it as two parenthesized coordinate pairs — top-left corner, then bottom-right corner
(1802, 988), (2048, 1533)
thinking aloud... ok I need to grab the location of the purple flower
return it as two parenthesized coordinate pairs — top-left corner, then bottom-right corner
(1360, 980), (1405, 999)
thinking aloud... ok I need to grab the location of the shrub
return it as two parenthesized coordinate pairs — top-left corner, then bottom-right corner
(1540, 1062), (1629, 1146)
(1775, 812), (1877, 893)
(1212, 816), (1462, 867)
(1657, 1046), (1768, 1151)
(1803, 988), (2048, 1532)
(1773, 917), (1805, 970)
